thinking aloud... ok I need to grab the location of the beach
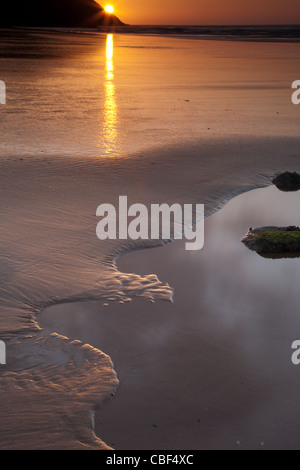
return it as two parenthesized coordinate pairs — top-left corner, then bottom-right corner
(1, 28), (300, 449)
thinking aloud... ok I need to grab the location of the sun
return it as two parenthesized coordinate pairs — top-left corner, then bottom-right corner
(104, 5), (114, 14)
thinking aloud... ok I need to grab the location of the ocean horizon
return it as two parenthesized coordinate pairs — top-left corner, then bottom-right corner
(4, 25), (300, 41)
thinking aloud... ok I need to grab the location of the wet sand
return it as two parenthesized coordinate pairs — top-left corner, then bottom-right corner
(1, 29), (300, 449)
(1, 135), (300, 449)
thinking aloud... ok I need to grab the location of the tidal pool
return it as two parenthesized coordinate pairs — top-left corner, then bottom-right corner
(40, 185), (300, 450)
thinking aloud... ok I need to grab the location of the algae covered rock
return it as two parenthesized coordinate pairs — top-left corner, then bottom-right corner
(272, 172), (300, 192)
(241, 226), (300, 254)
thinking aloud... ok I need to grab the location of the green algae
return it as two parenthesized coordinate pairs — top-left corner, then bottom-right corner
(242, 227), (300, 254)
(256, 230), (300, 252)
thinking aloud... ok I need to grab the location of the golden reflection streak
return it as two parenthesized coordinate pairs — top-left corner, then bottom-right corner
(103, 34), (118, 154)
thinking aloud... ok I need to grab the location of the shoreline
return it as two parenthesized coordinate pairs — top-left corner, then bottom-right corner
(1, 26), (300, 43)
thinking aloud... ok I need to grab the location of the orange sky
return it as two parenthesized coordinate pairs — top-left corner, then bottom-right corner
(102, 0), (300, 25)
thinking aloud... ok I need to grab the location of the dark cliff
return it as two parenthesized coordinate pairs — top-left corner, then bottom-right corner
(0, 0), (125, 28)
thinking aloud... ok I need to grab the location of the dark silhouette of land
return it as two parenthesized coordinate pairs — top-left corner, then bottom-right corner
(0, 0), (125, 28)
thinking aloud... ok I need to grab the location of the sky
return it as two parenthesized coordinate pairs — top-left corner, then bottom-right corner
(101, 0), (300, 25)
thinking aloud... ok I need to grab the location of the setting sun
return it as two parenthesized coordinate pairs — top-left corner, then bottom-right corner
(104, 5), (114, 14)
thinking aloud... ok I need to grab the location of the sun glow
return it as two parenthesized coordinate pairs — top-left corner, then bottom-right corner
(102, 34), (118, 155)
(104, 5), (114, 14)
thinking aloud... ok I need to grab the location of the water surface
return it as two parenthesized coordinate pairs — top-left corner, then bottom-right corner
(40, 185), (300, 450)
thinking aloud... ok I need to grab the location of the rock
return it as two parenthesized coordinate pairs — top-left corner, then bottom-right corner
(272, 171), (300, 192)
(241, 226), (300, 254)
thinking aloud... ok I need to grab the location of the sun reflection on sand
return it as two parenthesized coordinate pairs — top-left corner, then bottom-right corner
(102, 34), (118, 155)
